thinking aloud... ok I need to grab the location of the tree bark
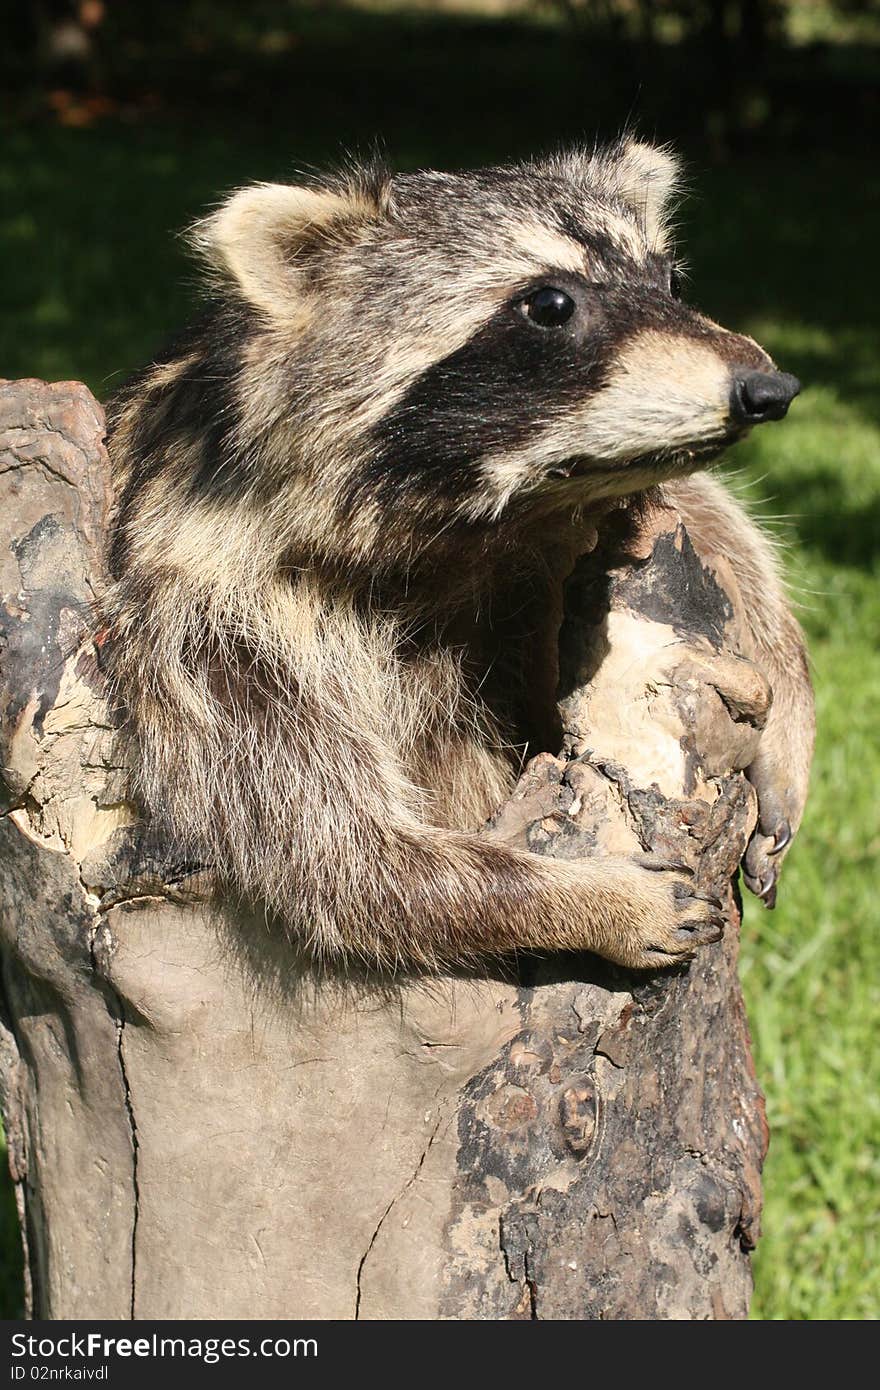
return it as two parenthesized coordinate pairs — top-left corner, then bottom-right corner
(0, 378), (768, 1321)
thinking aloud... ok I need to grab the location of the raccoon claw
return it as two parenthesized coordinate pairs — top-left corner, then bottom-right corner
(743, 820), (787, 906)
(743, 804), (792, 906)
(690, 890), (724, 910)
(742, 858), (779, 909)
(672, 881), (721, 909)
(633, 853), (694, 876)
(745, 729), (810, 907)
(645, 913), (724, 960)
(760, 878), (778, 909)
(767, 819), (792, 856)
(670, 880), (725, 949)
(676, 917), (725, 945)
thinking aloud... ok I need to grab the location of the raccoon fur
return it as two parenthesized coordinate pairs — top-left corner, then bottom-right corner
(104, 139), (814, 973)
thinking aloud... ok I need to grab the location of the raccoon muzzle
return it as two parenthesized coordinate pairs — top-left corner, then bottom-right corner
(730, 370), (801, 425)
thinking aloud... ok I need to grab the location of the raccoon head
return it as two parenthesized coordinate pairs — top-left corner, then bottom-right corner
(186, 139), (799, 564)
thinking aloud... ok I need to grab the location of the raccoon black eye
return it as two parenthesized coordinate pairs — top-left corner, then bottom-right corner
(669, 267), (683, 300)
(521, 287), (576, 328)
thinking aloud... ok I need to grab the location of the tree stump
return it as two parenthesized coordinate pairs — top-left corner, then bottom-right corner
(0, 378), (768, 1320)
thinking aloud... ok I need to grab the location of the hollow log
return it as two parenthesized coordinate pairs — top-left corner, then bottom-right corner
(0, 378), (768, 1320)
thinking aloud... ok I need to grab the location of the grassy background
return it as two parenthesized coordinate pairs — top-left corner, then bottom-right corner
(1, 2), (877, 1321)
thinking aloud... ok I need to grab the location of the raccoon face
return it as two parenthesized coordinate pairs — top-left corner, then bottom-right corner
(189, 139), (799, 552)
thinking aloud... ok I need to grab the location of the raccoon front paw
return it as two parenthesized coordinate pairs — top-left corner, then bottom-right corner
(742, 724), (811, 909)
(597, 856), (725, 971)
(743, 749), (799, 909)
(742, 828), (788, 908)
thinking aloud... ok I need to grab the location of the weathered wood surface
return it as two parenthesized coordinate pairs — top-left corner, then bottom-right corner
(0, 378), (768, 1320)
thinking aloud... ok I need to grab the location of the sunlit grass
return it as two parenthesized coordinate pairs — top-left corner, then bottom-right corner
(704, 218), (880, 1315)
(732, 393), (880, 1321)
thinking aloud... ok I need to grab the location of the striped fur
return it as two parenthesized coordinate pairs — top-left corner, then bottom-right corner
(102, 140), (812, 971)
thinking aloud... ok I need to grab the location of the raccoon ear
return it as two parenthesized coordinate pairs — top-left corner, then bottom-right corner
(610, 141), (682, 250)
(190, 182), (381, 316)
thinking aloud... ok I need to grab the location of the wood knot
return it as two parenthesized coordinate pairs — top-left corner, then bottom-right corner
(508, 1033), (554, 1075)
(486, 1084), (539, 1133)
(559, 1079), (598, 1157)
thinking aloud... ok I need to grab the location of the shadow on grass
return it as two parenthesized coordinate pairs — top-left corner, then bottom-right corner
(0, 1136), (23, 1318)
(744, 462), (880, 571)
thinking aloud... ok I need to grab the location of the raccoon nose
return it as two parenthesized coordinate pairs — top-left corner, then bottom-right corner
(731, 370), (801, 424)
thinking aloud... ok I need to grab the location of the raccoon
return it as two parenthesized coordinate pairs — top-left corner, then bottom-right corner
(104, 139), (814, 973)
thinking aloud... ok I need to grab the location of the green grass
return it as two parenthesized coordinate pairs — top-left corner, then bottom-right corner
(732, 353), (880, 1320)
(732, 382), (880, 1319)
(1, 11), (878, 1320)
(681, 167), (880, 1319)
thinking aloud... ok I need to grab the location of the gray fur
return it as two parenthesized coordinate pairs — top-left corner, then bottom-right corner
(102, 140), (813, 971)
